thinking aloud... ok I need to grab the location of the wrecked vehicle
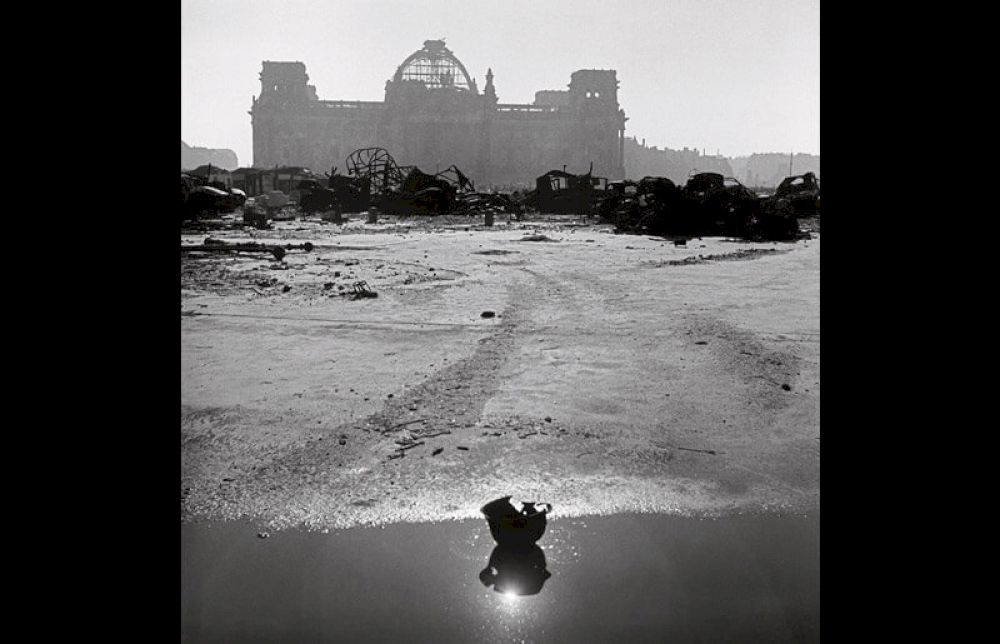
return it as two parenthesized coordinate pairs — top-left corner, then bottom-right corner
(596, 179), (640, 228)
(679, 172), (759, 236)
(597, 176), (682, 235)
(296, 178), (340, 215)
(181, 173), (246, 222)
(746, 205), (800, 241)
(306, 166), (372, 214)
(327, 172), (371, 213)
(375, 166), (459, 216)
(595, 171), (799, 241)
(296, 171), (371, 219)
(680, 172), (803, 240)
(530, 166), (610, 214)
(768, 172), (820, 217)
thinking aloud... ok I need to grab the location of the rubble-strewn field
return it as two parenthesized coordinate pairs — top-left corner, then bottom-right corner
(181, 213), (819, 531)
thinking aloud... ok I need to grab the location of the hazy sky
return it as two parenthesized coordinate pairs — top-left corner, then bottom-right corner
(181, 0), (819, 167)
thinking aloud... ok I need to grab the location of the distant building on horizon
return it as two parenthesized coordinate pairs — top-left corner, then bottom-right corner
(181, 140), (238, 172)
(249, 40), (628, 187)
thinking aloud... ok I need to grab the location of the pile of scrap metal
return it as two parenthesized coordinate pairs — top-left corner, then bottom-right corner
(376, 166), (462, 215)
(454, 191), (524, 220)
(344, 147), (519, 218)
(525, 165), (612, 214)
(180, 173), (246, 223)
(596, 171), (801, 241)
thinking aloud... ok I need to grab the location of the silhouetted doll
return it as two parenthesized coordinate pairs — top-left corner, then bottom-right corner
(480, 496), (551, 546)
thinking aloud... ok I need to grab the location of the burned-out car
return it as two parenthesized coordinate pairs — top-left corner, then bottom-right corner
(181, 173), (247, 222)
(596, 179), (640, 227)
(768, 172), (820, 217)
(680, 172), (760, 236)
(597, 176), (683, 235)
(596, 171), (799, 241)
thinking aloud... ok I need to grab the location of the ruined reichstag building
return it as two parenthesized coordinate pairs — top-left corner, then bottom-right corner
(250, 40), (627, 187)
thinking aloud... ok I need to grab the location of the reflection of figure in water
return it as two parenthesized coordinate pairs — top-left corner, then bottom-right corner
(479, 496), (553, 595)
(479, 543), (551, 596)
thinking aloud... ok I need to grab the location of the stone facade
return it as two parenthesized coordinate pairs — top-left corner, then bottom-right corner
(250, 41), (627, 188)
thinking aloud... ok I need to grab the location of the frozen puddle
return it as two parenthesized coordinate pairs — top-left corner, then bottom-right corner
(182, 511), (819, 642)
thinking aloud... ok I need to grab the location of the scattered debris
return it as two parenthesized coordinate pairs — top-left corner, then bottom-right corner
(518, 233), (556, 242)
(182, 239), (290, 261)
(676, 446), (718, 455)
(650, 248), (787, 267)
(348, 281), (378, 300)
(386, 419), (426, 432)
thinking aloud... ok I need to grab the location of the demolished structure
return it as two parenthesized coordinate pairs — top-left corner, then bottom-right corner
(526, 166), (611, 214)
(250, 40), (627, 188)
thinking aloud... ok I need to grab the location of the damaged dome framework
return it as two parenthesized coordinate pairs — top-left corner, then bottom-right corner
(250, 39), (628, 188)
(394, 40), (476, 92)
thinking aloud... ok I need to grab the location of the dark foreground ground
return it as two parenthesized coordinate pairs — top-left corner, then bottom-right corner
(182, 511), (819, 643)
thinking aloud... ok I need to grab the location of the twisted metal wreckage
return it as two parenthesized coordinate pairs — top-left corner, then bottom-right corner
(182, 147), (818, 242)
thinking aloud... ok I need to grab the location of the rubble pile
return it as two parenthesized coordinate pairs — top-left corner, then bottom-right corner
(182, 147), (817, 243)
(596, 171), (816, 241)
